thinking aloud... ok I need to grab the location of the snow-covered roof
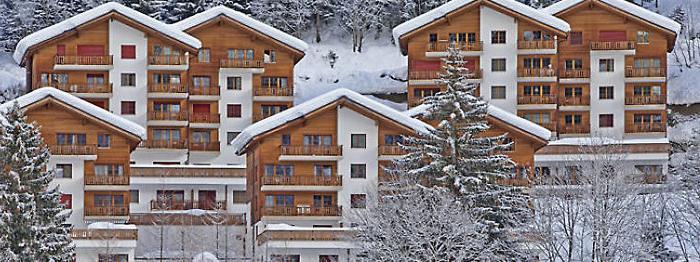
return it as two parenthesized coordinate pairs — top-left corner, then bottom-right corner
(543, 0), (681, 35)
(174, 5), (308, 53)
(13, 2), (202, 64)
(87, 222), (137, 230)
(0, 87), (146, 140)
(264, 223), (354, 232)
(547, 137), (669, 146)
(231, 88), (433, 154)
(392, 0), (571, 45)
(404, 103), (552, 141)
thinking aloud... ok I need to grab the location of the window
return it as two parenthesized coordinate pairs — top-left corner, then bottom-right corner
(227, 132), (241, 144)
(523, 30), (552, 41)
(227, 77), (242, 90)
(198, 48), (210, 63)
(56, 44), (66, 56)
(261, 77), (288, 88)
(281, 134), (291, 145)
(130, 190), (139, 203)
(523, 57), (552, 68)
(120, 73), (136, 87)
(98, 254), (128, 262)
(87, 74), (105, 87)
(384, 135), (403, 145)
(467, 32), (476, 43)
(56, 133), (86, 145)
(633, 85), (662, 96)
(153, 129), (181, 142)
(599, 59), (614, 72)
(564, 87), (583, 98)
(491, 58), (506, 72)
(569, 31), (583, 45)
(563, 114), (583, 125)
(232, 191), (247, 203)
(637, 31), (649, 44)
(599, 86), (614, 99)
(458, 32), (466, 43)
(152, 73), (181, 85)
(522, 85), (552, 96)
(351, 194), (367, 208)
(228, 49), (254, 60)
(94, 164), (124, 176)
(227, 104), (241, 118)
(270, 255), (300, 262)
(565, 59), (583, 70)
(599, 114), (614, 127)
(491, 31), (506, 44)
(191, 131), (211, 144)
(264, 49), (277, 63)
(261, 105), (288, 117)
(192, 76), (211, 88)
(313, 195), (333, 207)
(633, 114), (663, 124)
(265, 194), (294, 207)
(97, 134), (111, 148)
(633, 58), (661, 68)
(40, 73), (68, 86)
(523, 113), (551, 125)
(264, 165), (294, 177)
(491, 86), (506, 99)
(314, 165), (332, 177)
(414, 88), (440, 99)
(502, 137), (515, 152)
(534, 166), (551, 178)
(429, 33), (438, 43)
(121, 45), (136, 59)
(351, 134), (366, 148)
(60, 194), (72, 209)
(56, 164), (72, 178)
(320, 255), (339, 262)
(351, 164), (367, 178)
(303, 135), (332, 145)
(121, 101), (135, 115)
(448, 33), (457, 42)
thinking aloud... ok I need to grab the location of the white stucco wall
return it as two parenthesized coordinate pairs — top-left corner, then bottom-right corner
(589, 50), (627, 138)
(480, 5), (518, 114)
(108, 19), (148, 127)
(49, 156), (89, 227)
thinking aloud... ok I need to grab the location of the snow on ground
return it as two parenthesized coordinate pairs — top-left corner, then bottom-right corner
(667, 62), (700, 105)
(87, 222), (137, 230)
(365, 95), (407, 111)
(192, 252), (219, 262)
(294, 32), (407, 103)
(669, 113), (700, 143)
(0, 53), (24, 90)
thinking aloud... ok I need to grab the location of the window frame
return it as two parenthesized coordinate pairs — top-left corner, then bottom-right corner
(350, 134), (367, 148)
(491, 58), (506, 72)
(350, 164), (367, 179)
(491, 86), (506, 99)
(121, 101), (136, 115)
(491, 31), (506, 44)
(599, 114), (614, 128)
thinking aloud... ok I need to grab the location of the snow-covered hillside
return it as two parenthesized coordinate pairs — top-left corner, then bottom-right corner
(0, 53), (24, 90)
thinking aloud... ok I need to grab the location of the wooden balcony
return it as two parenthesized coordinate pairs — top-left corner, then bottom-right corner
(518, 68), (557, 77)
(147, 111), (187, 121)
(148, 83), (187, 93)
(261, 206), (342, 217)
(55, 55), (113, 65)
(560, 96), (590, 106)
(559, 69), (590, 78)
(518, 40), (555, 49)
(85, 175), (129, 185)
(53, 83), (112, 93)
(70, 229), (138, 240)
(150, 200), (227, 211)
(254, 87), (294, 97)
(262, 175), (342, 186)
(220, 59), (263, 68)
(190, 113), (220, 123)
(190, 141), (220, 152)
(537, 122), (557, 131)
(129, 213), (246, 225)
(408, 97), (425, 107)
(409, 69), (481, 80)
(148, 55), (188, 65)
(131, 166), (245, 178)
(628, 123), (665, 133)
(378, 145), (407, 155)
(625, 95), (666, 105)
(49, 144), (97, 155)
(257, 228), (352, 244)
(517, 95), (557, 104)
(590, 41), (636, 50)
(559, 124), (590, 134)
(140, 140), (188, 149)
(190, 86), (220, 96)
(85, 205), (129, 217)
(625, 67), (666, 78)
(426, 41), (483, 52)
(280, 145), (342, 156)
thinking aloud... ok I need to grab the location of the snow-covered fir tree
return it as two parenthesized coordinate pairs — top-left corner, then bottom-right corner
(208, 0), (250, 14)
(390, 47), (532, 260)
(154, 0), (204, 23)
(0, 102), (74, 261)
(337, 0), (386, 52)
(251, 0), (312, 38)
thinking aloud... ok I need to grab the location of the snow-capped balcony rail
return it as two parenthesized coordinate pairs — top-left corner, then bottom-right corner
(189, 113), (220, 123)
(70, 229), (138, 240)
(190, 86), (220, 96)
(426, 41), (483, 52)
(378, 145), (407, 156)
(517, 68), (557, 77)
(150, 200), (227, 211)
(280, 145), (343, 156)
(52, 83), (113, 94)
(625, 95), (666, 105)
(559, 68), (590, 78)
(147, 111), (187, 121)
(49, 144), (97, 155)
(254, 87), (294, 97)
(261, 175), (342, 186)
(409, 69), (482, 80)
(257, 228), (353, 244)
(590, 41), (636, 50)
(148, 55), (188, 65)
(517, 94), (558, 105)
(85, 205), (129, 217)
(261, 206), (342, 217)
(85, 175), (129, 186)
(627, 123), (665, 133)
(559, 124), (590, 134)
(130, 165), (245, 178)
(559, 95), (590, 106)
(190, 141), (220, 152)
(139, 140), (188, 149)
(128, 213), (246, 225)
(517, 39), (556, 49)
(625, 67), (666, 78)
(55, 55), (113, 65)
(147, 83), (187, 93)
(219, 59), (263, 68)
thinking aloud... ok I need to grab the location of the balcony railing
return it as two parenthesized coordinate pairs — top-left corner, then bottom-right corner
(190, 86), (220, 96)
(147, 111), (187, 121)
(254, 113), (278, 122)
(190, 141), (220, 151)
(408, 97), (425, 107)
(426, 41), (483, 52)
(409, 69), (481, 80)
(150, 200), (227, 211)
(559, 124), (590, 134)
(85, 205), (129, 216)
(220, 59), (263, 68)
(537, 122), (557, 131)
(629, 123), (665, 133)
(559, 96), (590, 106)
(129, 213), (246, 225)
(518, 68), (557, 77)
(625, 95), (666, 105)
(280, 145), (343, 156)
(55, 55), (113, 65)
(148, 83), (187, 93)
(140, 140), (188, 149)
(85, 175), (129, 185)
(254, 87), (294, 97)
(560, 69), (590, 78)
(257, 229), (351, 244)
(148, 55), (188, 65)
(190, 113), (220, 123)
(49, 144), (97, 155)
(590, 41), (636, 50)
(52, 83), (112, 93)
(261, 206), (342, 217)
(517, 95), (557, 104)
(131, 166), (245, 177)
(625, 67), (666, 78)
(518, 40), (556, 49)
(378, 145), (407, 155)
(70, 229), (138, 240)
(262, 175), (342, 186)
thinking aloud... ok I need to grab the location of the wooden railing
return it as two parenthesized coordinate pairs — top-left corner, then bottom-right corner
(85, 175), (129, 185)
(257, 229), (351, 244)
(53, 83), (112, 93)
(559, 96), (590, 106)
(262, 175), (342, 186)
(426, 41), (483, 52)
(220, 59), (263, 68)
(408, 97), (425, 107)
(590, 41), (636, 50)
(559, 124), (590, 134)
(55, 55), (113, 65)
(148, 83), (187, 93)
(378, 145), (407, 155)
(517, 95), (557, 104)
(147, 111), (187, 121)
(190, 141), (220, 152)
(148, 55), (188, 65)
(150, 200), (227, 211)
(85, 205), (129, 216)
(131, 166), (245, 177)
(628, 123), (665, 133)
(625, 95), (666, 105)
(625, 67), (666, 78)
(189, 113), (220, 123)
(140, 140), (188, 149)
(280, 145), (342, 156)
(261, 206), (342, 217)
(559, 69), (590, 78)
(49, 144), (97, 155)
(518, 40), (555, 49)
(70, 229), (138, 240)
(537, 122), (557, 131)
(190, 86), (220, 96)
(254, 87), (294, 97)
(409, 69), (481, 80)
(129, 213), (246, 225)
(518, 68), (557, 77)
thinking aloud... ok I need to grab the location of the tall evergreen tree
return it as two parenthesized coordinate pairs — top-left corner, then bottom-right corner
(251, 0), (312, 38)
(0, 102), (74, 261)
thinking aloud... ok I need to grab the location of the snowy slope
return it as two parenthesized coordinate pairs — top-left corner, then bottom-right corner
(667, 62), (700, 105)
(0, 53), (25, 90)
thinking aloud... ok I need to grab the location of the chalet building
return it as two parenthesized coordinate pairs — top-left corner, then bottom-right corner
(0, 87), (145, 262)
(230, 88), (550, 261)
(393, 0), (679, 180)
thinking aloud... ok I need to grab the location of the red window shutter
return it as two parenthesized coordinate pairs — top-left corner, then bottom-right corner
(464, 58), (477, 72)
(121, 45), (136, 59)
(121, 101), (135, 115)
(227, 104), (241, 118)
(599, 31), (626, 41)
(411, 60), (441, 70)
(570, 32), (583, 45)
(60, 194), (72, 209)
(77, 45), (105, 56)
(56, 45), (66, 56)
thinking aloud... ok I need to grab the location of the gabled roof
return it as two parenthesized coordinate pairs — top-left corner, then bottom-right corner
(173, 6), (309, 53)
(404, 103), (552, 142)
(13, 2), (202, 65)
(0, 87), (146, 140)
(231, 88), (433, 154)
(543, 0), (680, 35)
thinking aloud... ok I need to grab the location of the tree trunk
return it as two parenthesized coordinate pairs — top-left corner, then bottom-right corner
(315, 13), (322, 43)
